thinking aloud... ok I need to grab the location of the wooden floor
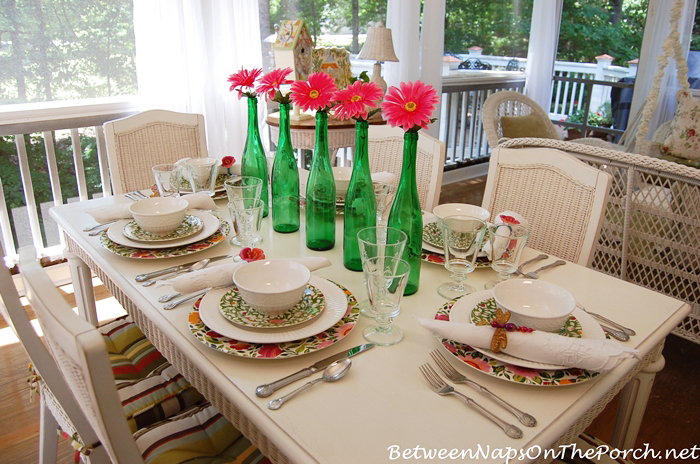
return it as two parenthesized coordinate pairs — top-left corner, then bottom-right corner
(2, 177), (699, 463)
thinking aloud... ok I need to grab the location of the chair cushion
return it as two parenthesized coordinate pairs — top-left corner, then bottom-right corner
(500, 113), (555, 139)
(99, 318), (203, 432)
(660, 89), (700, 161)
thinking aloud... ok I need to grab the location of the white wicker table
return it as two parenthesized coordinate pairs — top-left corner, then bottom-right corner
(50, 195), (690, 464)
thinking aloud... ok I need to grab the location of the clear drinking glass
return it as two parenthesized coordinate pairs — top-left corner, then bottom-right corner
(356, 227), (407, 318)
(224, 176), (262, 208)
(185, 158), (219, 196)
(484, 223), (530, 290)
(152, 164), (181, 197)
(438, 215), (487, 299)
(227, 199), (264, 247)
(373, 181), (396, 239)
(362, 257), (411, 346)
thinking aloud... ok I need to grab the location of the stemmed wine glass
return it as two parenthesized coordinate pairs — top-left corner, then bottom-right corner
(373, 181), (396, 239)
(484, 223), (529, 289)
(362, 256), (411, 346)
(356, 227), (407, 318)
(437, 215), (487, 299)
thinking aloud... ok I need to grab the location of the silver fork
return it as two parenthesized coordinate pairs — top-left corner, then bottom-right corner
(576, 303), (636, 336)
(419, 363), (523, 439)
(524, 260), (566, 279)
(126, 190), (148, 201)
(430, 350), (536, 427)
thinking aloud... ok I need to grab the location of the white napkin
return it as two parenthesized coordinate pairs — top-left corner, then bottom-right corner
(85, 193), (217, 224)
(482, 210), (529, 260)
(157, 257), (332, 294)
(415, 316), (638, 372)
(372, 171), (396, 186)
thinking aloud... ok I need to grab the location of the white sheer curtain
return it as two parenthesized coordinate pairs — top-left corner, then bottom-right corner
(133, 0), (263, 160)
(629, 0), (697, 140)
(524, 0), (563, 111)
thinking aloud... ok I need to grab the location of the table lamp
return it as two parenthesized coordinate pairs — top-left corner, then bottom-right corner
(357, 23), (399, 93)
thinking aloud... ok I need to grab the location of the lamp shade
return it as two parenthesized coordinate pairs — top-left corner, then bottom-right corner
(357, 24), (399, 63)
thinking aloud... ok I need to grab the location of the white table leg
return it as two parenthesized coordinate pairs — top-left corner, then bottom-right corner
(610, 341), (666, 449)
(64, 249), (98, 326)
(39, 395), (58, 464)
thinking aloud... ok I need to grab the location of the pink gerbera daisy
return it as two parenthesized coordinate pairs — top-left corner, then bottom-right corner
(332, 80), (383, 121)
(290, 72), (338, 112)
(381, 80), (439, 131)
(257, 68), (294, 101)
(227, 68), (262, 99)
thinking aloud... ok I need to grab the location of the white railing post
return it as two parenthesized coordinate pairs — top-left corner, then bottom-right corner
(42, 131), (64, 207)
(14, 134), (45, 251)
(592, 54), (614, 112)
(0, 179), (17, 259)
(70, 128), (89, 201)
(94, 126), (113, 197)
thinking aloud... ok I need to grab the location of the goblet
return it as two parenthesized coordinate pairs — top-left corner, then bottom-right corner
(152, 164), (181, 197)
(362, 256), (411, 346)
(373, 181), (396, 239)
(227, 199), (264, 247)
(484, 223), (530, 290)
(356, 227), (407, 318)
(224, 176), (262, 207)
(437, 215), (487, 299)
(184, 158), (219, 196)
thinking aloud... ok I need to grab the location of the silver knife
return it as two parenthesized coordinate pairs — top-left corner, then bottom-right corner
(255, 343), (375, 397)
(135, 255), (233, 282)
(514, 254), (548, 276)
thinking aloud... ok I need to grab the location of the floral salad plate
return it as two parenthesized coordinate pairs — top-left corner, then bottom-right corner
(220, 284), (324, 329)
(198, 276), (346, 344)
(188, 281), (360, 359)
(122, 214), (204, 242)
(433, 297), (600, 386)
(106, 211), (221, 250)
(450, 290), (605, 370)
(100, 215), (229, 259)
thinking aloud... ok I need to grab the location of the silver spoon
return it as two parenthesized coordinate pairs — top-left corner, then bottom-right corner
(268, 358), (352, 410)
(148, 258), (211, 289)
(83, 220), (117, 232)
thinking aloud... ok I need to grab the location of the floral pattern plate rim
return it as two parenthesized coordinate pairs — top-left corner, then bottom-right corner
(219, 284), (324, 329)
(420, 251), (491, 268)
(100, 219), (229, 259)
(434, 300), (600, 386)
(450, 289), (605, 370)
(422, 221), (444, 248)
(122, 214), (204, 242)
(188, 281), (359, 359)
(179, 173), (231, 193)
(106, 211), (221, 250)
(198, 276), (347, 343)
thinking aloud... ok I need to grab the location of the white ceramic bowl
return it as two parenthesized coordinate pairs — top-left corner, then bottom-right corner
(492, 279), (576, 332)
(129, 197), (188, 236)
(433, 203), (490, 222)
(232, 260), (311, 316)
(333, 167), (353, 198)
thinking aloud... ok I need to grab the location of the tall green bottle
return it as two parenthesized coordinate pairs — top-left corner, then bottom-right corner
(305, 110), (336, 250)
(343, 120), (376, 270)
(241, 96), (269, 217)
(271, 102), (300, 232)
(387, 131), (422, 295)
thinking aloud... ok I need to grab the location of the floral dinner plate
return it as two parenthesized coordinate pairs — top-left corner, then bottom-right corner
(188, 281), (359, 359)
(449, 289), (605, 370)
(199, 276), (346, 343)
(122, 214), (203, 242)
(220, 284), (324, 329)
(433, 299), (600, 386)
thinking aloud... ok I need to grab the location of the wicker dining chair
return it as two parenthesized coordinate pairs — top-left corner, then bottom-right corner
(103, 110), (208, 195)
(482, 146), (612, 266)
(368, 125), (446, 211)
(0, 244), (111, 464)
(18, 246), (269, 464)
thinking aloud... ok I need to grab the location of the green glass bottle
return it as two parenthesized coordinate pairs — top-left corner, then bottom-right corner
(343, 119), (376, 270)
(271, 102), (300, 233)
(387, 131), (422, 295)
(305, 110), (336, 250)
(241, 96), (269, 217)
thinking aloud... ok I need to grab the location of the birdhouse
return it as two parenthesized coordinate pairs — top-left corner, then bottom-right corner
(274, 20), (314, 81)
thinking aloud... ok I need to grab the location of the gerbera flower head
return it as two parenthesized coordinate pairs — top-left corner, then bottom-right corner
(220, 156), (236, 168)
(381, 80), (439, 131)
(227, 68), (262, 99)
(257, 68), (294, 102)
(332, 80), (384, 121)
(239, 247), (265, 262)
(290, 72), (338, 112)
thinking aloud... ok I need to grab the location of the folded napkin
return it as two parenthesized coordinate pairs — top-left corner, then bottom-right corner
(372, 171), (396, 186)
(157, 257), (332, 294)
(416, 316), (638, 372)
(85, 193), (218, 224)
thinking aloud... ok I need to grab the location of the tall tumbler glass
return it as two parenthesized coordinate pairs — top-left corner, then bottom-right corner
(438, 215), (487, 299)
(227, 199), (264, 247)
(225, 176), (262, 207)
(185, 158), (219, 196)
(152, 164), (181, 197)
(362, 257), (411, 346)
(484, 223), (530, 290)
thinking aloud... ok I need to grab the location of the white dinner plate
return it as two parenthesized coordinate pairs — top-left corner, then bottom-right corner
(106, 211), (220, 249)
(449, 289), (606, 370)
(198, 276), (347, 343)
